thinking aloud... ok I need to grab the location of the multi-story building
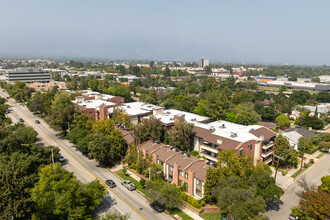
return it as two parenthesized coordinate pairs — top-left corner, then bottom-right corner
(6, 67), (51, 84)
(198, 58), (209, 68)
(192, 120), (276, 165)
(138, 140), (207, 199)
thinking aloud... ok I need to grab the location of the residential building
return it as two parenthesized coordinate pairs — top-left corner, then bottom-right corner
(192, 120), (276, 165)
(147, 109), (210, 127)
(198, 58), (209, 68)
(281, 127), (317, 150)
(72, 96), (116, 120)
(138, 140), (208, 198)
(6, 67), (51, 84)
(26, 81), (67, 92)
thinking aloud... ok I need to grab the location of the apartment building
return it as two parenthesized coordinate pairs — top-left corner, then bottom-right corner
(138, 140), (207, 198)
(72, 95), (116, 120)
(192, 120), (276, 165)
(6, 67), (51, 84)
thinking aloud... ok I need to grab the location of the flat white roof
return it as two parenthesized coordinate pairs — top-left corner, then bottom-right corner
(109, 102), (162, 116)
(72, 99), (116, 110)
(194, 120), (262, 142)
(152, 109), (210, 125)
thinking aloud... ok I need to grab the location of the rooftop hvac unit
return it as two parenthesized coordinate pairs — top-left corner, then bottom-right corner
(230, 132), (238, 138)
(191, 118), (196, 121)
(171, 147), (179, 152)
(182, 152), (190, 157)
(220, 124), (226, 128)
(209, 126), (215, 131)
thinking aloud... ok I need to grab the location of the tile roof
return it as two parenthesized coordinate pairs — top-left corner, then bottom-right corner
(250, 127), (276, 141)
(285, 127), (317, 138)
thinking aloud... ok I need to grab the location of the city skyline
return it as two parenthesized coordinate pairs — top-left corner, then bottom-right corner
(1, 0), (330, 65)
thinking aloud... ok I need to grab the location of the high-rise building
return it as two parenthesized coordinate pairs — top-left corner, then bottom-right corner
(6, 67), (51, 84)
(198, 58), (209, 68)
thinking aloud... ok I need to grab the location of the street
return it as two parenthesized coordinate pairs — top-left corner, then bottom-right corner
(1, 90), (171, 220)
(266, 153), (330, 220)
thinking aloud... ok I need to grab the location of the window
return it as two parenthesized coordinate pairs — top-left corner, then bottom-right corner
(185, 173), (188, 179)
(168, 165), (173, 172)
(248, 145), (253, 151)
(196, 179), (202, 186)
(196, 189), (202, 197)
(239, 149), (244, 156)
(179, 170), (183, 176)
(178, 180), (183, 186)
(168, 175), (173, 180)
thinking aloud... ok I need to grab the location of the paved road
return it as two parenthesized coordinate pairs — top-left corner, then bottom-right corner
(266, 153), (330, 220)
(1, 90), (171, 220)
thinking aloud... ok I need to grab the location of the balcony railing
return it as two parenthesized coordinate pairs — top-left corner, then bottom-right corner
(261, 150), (273, 158)
(263, 157), (273, 164)
(201, 144), (219, 154)
(262, 141), (274, 150)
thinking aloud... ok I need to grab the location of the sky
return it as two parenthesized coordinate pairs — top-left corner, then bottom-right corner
(0, 0), (329, 65)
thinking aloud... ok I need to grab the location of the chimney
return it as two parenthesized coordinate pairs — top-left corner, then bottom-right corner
(95, 93), (101, 100)
(99, 105), (109, 120)
(174, 114), (185, 123)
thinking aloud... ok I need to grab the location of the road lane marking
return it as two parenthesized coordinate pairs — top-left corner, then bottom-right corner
(12, 104), (146, 220)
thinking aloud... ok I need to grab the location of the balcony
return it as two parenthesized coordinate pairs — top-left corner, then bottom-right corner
(263, 157), (273, 164)
(200, 150), (217, 162)
(201, 143), (219, 154)
(262, 141), (274, 150)
(261, 149), (273, 158)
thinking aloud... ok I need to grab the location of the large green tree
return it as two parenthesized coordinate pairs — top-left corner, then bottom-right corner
(168, 118), (194, 152)
(31, 163), (106, 220)
(233, 102), (261, 125)
(274, 134), (299, 167)
(48, 93), (75, 132)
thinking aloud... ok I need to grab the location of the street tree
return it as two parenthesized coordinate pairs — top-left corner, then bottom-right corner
(275, 114), (290, 129)
(274, 134), (299, 167)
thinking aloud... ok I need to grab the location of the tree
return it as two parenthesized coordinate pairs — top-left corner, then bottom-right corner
(168, 118), (194, 151)
(290, 90), (311, 105)
(132, 117), (164, 145)
(292, 189), (330, 219)
(48, 93), (75, 132)
(98, 211), (130, 220)
(27, 92), (44, 113)
(279, 85), (287, 93)
(203, 167), (222, 203)
(318, 175), (330, 193)
(298, 136), (313, 153)
(233, 102), (261, 125)
(113, 112), (130, 128)
(194, 99), (208, 116)
(274, 134), (299, 167)
(31, 164), (106, 220)
(275, 114), (290, 129)
(145, 180), (181, 210)
(204, 90), (230, 120)
(88, 119), (125, 165)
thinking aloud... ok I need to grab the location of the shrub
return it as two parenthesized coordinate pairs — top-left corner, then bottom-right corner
(187, 195), (194, 205)
(190, 150), (199, 157)
(310, 159), (314, 164)
(123, 166), (127, 176)
(180, 192), (187, 201)
(140, 178), (146, 189)
(282, 171), (287, 176)
(200, 200), (205, 207)
(191, 199), (201, 209)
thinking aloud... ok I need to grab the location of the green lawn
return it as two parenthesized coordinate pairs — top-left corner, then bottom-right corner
(200, 212), (222, 220)
(115, 170), (146, 194)
(168, 208), (194, 220)
(316, 152), (325, 159)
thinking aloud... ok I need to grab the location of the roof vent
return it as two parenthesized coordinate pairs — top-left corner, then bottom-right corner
(182, 152), (190, 157)
(230, 132), (238, 138)
(127, 105), (131, 108)
(209, 126), (215, 131)
(171, 147), (179, 152)
(220, 124), (226, 128)
(155, 140), (160, 144)
(249, 128), (255, 132)
(191, 118), (196, 121)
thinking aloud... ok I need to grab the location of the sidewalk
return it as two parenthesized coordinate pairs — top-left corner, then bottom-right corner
(110, 164), (203, 220)
(272, 150), (325, 189)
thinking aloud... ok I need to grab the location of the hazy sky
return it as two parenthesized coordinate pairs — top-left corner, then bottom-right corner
(1, 0), (329, 65)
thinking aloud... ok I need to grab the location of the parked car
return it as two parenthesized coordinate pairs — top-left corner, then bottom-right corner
(5, 109), (10, 114)
(105, 179), (116, 188)
(6, 97), (9, 99)
(19, 118), (24, 123)
(121, 180), (136, 191)
(289, 213), (298, 220)
(35, 120), (40, 124)
(150, 202), (164, 213)
(59, 155), (65, 162)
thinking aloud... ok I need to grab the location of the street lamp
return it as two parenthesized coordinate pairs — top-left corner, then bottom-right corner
(274, 155), (285, 181)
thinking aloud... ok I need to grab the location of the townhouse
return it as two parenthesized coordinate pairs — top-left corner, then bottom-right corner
(138, 140), (207, 199)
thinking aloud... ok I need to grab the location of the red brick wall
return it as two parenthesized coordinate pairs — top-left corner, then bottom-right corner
(99, 105), (109, 120)
(173, 163), (179, 186)
(109, 96), (125, 106)
(236, 140), (256, 158)
(187, 170), (194, 195)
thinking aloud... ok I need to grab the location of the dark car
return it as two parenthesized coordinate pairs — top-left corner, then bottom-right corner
(19, 118), (24, 123)
(6, 97), (9, 99)
(289, 213), (298, 220)
(105, 179), (116, 188)
(35, 120), (40, 124)
(59, 155), (65, 162)
(150, 202), (164, 213)
(5, 109), (10, 114)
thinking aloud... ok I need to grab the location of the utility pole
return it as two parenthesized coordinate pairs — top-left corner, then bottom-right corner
(274, 155), (284, 182)
(51, 148), (54, 168)
(149, 167), (151, 181)
(300, 142), (306, 171)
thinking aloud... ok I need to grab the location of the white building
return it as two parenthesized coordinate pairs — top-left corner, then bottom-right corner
(198, 58), (209, 68)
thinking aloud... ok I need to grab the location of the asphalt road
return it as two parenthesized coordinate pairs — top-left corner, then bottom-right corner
(1, 90), (172, 220)
(266, 153), (330, 220)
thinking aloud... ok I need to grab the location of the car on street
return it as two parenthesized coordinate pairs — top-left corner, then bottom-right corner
(289, 213), (298, 220)
(121, 180), (136, 191)
(105, 179), (116, 188)
(5, 109), (10, 114)
(6, 97), (9, 99)
(150, 202), (164, 213)
(35, 120), (40, 124)
(59, 155), (65, 162)
(19, 118), (24, 123)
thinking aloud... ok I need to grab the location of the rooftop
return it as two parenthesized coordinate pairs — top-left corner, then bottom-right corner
(72, 98), (116, 110)
(110, 102), (163, 116)
(151, 109), (210, 125)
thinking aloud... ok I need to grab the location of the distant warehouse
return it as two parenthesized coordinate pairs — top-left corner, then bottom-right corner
(6, 67), (51, 84)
